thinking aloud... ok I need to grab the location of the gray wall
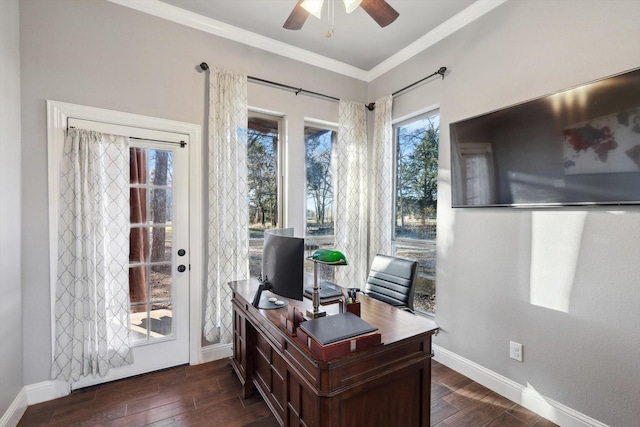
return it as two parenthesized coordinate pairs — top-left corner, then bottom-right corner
(19, 0), (366, 385)
(0, 0), (24, 416)
(369, 0), (640, 425)
(16, 0), (640, 425)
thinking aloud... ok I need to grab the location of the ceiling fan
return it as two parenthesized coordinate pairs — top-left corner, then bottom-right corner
(283, 0), (399, 31)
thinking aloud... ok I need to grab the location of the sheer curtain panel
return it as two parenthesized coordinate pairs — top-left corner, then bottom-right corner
(204, 67), (249, 344)
(369, 95), (393, 261)
(334, 100), (368, 285)
(51, 128), (133, 382)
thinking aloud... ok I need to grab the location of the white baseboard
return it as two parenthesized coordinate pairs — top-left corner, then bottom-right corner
(433, 344), (608, 427)
(1, 344), (231, 426)
(199, 343), (232, 364)
(25, 380), (70, 405)
(0, 388), (27, 427)
(10, 345), (230, 416)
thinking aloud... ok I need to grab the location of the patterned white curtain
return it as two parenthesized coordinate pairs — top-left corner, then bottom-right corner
(51, 128), (133, 382)
(204, 67), (249, 344)
(369, 95), (393, 261)
(334, 100), (368, 286)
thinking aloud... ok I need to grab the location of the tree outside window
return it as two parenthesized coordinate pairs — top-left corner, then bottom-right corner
(247, 113), (281, 278)
(393, 112), (439, 314)
(305, 124), (337, 282)
(305, 125), (336, 237)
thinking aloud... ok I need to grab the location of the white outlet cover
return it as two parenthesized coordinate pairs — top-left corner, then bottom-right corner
(510, 341), (523, 362)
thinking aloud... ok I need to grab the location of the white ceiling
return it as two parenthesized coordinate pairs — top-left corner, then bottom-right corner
(108, 0), (508, 81)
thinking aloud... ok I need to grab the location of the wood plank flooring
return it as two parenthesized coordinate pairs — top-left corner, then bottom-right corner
(18, 359), (558, 427)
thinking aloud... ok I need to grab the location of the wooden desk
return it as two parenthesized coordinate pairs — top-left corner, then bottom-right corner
(230, 278), (439, 427)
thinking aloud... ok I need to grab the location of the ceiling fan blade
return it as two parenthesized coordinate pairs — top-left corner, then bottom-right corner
(360, 0), (399, 27)
(283, 0), (310, 30)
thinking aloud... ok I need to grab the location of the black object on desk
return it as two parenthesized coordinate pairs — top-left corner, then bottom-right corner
(299, 312), (377, 345)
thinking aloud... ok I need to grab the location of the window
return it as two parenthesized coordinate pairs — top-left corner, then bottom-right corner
(305, 123), (336, 237)
(305, 122), (337, 281)
(247, 111), (283, 278)
(393, 111), (439, 315)
(129, 146), (175, 341)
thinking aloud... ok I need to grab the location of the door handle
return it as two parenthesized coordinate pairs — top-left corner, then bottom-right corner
(177, 265), (186, 273)
(178, 249), (186, 256)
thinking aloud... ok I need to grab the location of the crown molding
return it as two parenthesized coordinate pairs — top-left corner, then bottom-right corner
(107, 0), (509, 83)
(106, 0), (368, 80)
(366, 0), (509, 81)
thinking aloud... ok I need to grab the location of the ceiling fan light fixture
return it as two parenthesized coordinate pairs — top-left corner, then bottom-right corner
(301, 0), (324, 19)
(343, 0), (362, 13)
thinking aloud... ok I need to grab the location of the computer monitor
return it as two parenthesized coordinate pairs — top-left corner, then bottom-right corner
(252, 228), (304, 308)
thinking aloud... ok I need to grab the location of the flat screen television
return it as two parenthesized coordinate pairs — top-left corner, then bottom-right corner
(261, 228), (304, 301)
(450, 67), (640, 207)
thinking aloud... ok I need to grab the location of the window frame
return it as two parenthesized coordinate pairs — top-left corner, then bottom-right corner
(247, 109), (285, 246)
(246, 109), (285, 279)
(391, 108), (440, 316)
(303, 118), (338, 247)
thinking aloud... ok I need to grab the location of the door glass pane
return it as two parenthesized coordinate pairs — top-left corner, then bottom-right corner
(129, 147), (174, 343)
(131, 148), (148, 185)
(150, 226), (172, 262)
(149, 150), (172, 186)
(150, 264), (171, 303)
(129, 266), (148, 306)
(150, 303), (173, 337)
(129, 227), (149, 263)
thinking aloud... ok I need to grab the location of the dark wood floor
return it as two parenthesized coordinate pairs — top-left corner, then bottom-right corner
(18, 358), (558, 427)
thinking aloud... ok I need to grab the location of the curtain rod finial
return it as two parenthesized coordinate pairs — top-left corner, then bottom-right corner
(438, 67), (447, 79)
(199, 62), (209, 72)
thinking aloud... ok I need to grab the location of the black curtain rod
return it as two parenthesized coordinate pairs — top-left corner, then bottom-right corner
(199, 62), (339, 103)
(392, 67), (447, 97)
(364, 66), (447, 111)
(198, 62), (447, 111)
(67, 125), (186, 147)
(249, 75), (341, 102)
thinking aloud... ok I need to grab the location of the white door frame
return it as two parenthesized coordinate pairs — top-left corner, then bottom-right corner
(46, 100), (204, 382)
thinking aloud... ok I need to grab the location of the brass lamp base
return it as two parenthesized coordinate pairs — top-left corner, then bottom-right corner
(306, 308), (327, 319)
(307, 259), (327, 319)
(305, 248), (347, 320)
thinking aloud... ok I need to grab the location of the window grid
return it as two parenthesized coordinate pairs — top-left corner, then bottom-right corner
(129, 146), (175, 344)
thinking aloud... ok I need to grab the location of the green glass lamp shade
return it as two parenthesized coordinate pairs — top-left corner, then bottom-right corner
(311, 249), (348, 265)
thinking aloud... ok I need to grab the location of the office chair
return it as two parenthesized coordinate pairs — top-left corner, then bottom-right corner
(364, 254), (419, 311)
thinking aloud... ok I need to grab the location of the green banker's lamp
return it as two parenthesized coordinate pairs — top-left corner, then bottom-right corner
(307, 249), (348, 319)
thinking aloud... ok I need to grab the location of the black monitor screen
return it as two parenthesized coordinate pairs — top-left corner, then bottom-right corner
(262, 228), (304, 301)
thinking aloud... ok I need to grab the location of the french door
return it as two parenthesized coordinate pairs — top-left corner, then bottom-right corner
(49, 102), (202, 392)
(70, 133), (190, 390)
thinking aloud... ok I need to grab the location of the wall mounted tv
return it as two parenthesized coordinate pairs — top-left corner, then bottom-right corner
(450, 67), (640, 207)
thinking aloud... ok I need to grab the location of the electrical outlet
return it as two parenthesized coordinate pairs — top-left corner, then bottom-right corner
(510, 341), (523, 362)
